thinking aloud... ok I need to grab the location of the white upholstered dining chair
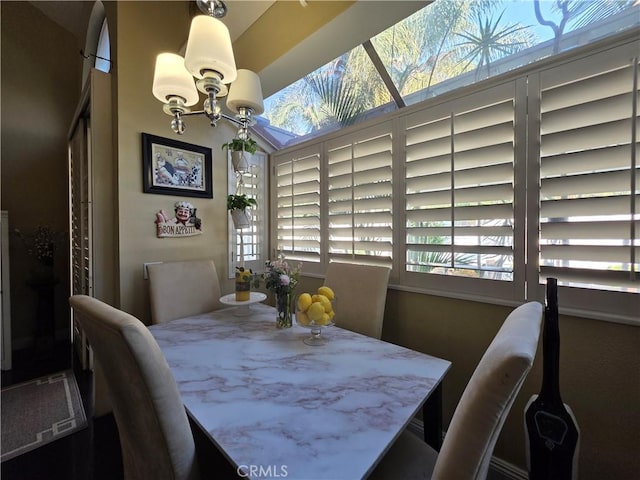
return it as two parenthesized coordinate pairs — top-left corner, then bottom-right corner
(369, 301), (544, 480)
(147, 259), (223, 324)
(69, 294), (201, 480)
(324, 262), (391, 339)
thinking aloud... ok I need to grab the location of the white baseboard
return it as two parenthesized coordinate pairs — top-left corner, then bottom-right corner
(407, 418), (528, 480)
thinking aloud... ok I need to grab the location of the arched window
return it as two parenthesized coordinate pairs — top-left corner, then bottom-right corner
(82, 1), (110, 83)
(95, 19), (110, 73)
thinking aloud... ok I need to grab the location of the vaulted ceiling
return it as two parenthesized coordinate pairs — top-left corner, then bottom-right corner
(27, 0), (428, 97)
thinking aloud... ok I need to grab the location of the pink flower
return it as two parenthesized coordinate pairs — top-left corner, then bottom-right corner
(263, 254), (302, 295)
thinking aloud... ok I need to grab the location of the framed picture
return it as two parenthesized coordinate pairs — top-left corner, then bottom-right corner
(142, 133), (213, 198)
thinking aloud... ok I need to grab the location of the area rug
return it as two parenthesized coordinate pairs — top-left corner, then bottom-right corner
(1, 370), (87, 462)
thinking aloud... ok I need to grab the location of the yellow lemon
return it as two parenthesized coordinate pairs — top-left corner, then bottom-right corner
(328, 310), (335, 320)
(297, 293), (312, 312)
(316, 313), (331, 325)
(318, 286), (335, 301)
(307, 302), (325, 322)
(313, 294), (331, 312)
(297, 311), (310, 326)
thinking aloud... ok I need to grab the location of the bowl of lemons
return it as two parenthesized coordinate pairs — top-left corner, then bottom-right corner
(295, 286), (335, 346)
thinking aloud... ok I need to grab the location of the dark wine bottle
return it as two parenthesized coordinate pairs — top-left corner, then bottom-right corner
(525, 278), (580, 480)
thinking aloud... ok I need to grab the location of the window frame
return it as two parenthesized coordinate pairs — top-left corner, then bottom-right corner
(270, 144), (323, 275)
(227, 150), (268, 278)
(525, 40), (640, 324)
(270, 32), (639, 324)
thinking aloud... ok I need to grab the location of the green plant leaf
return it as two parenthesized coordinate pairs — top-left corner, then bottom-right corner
(221, 137), (258, 154)
(227, 194), (258, 210)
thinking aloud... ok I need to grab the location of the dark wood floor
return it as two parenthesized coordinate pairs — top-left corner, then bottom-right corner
(1, 341), (124, 480)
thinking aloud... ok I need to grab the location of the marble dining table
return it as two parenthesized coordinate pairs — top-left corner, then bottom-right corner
(148, 302), (451, 480)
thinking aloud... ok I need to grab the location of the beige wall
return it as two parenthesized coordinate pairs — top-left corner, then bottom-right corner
(1, 1), (82, 344)
(112, 1), (240, 324)
(298, 275), (640, 480)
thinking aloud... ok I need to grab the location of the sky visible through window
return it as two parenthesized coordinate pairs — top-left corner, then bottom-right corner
(257, 0), (639, 149)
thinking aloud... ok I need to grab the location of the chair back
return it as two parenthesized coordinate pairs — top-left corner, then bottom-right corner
(432, 301), (543, 480)
(324, 262), (390, 339)
(69, 295), (200, 480)
(147, 259), (222, 324)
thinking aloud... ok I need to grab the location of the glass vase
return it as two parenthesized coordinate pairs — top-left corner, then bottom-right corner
(276, 291), (293, 328)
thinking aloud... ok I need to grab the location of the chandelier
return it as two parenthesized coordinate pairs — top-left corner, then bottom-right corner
(151, 0), (264, 141)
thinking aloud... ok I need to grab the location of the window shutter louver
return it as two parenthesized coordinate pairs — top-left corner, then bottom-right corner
(538, 54), (639, 292)
(268, 40), (638, 322)
(228, 152), (267, 274)
(326, 124), (393, 266)
(69, 120), (92, 298)
(404, 83), (516, 283)
(273, 147), (321, 266)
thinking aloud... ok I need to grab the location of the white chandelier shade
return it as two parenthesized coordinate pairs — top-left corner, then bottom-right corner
(152, 5), (264, 137)
(185, 15), (237, 83)
(227, 69), (264, 115)
(152, 53), (199, 106)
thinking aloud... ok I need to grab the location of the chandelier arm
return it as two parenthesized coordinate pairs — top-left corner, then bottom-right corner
(176, 109), (253, 138)
(183, 109), (248, 126)
(181, 109), (206, 117)
(180, 110), (244, 126)
(220, 113), (245, 127)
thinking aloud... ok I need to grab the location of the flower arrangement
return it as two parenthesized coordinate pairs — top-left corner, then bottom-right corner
(14, 225), (61, 266)
(263, 254), (302, 297)
(262, 254), (302, 328)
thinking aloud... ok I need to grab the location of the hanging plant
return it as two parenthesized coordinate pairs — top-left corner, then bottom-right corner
(227, 194), (257, 211)
(227, 194), (257, 229)
(223, 138), (258, 173)
(221, 137), (258, 154)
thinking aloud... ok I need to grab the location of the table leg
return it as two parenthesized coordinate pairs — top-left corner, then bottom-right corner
(423, 382), (443, 451)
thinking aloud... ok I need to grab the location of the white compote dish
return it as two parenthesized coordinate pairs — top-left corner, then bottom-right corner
(297, 318), (334, 346)
(220, 291), (267, 316)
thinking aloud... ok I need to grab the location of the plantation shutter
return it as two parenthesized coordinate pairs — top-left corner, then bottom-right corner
(404, 82), (518, 292)
(538, 49), (639, 292)
(69, 118), (92, 298)
(273, 146), (321, 268)
(228, 151), (267, 275)
(326, 123), (393, 266)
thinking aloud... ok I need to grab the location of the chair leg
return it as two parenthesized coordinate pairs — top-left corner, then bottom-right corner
(423, 383), (443, 451)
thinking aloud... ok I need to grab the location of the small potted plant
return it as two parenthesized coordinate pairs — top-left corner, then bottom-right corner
(227, 193), (257, 229)
(235, 266), (253, 301)
(222, 138), (258, 173)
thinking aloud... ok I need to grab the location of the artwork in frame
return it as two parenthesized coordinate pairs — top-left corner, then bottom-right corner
(142, 133), (213, 199)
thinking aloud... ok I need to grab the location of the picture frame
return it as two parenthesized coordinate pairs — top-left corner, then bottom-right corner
(142, 133), (213, 198)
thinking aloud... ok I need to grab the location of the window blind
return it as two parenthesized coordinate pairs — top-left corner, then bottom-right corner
(538, 54), (639, 292)
(273, 146), (321, 265)
(69, 119), (92, 297)
(326, 124), (393, 266)
(228, 152), (267, 275)
(404, 83), (516, 282)
(269, 39), (638, 322)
